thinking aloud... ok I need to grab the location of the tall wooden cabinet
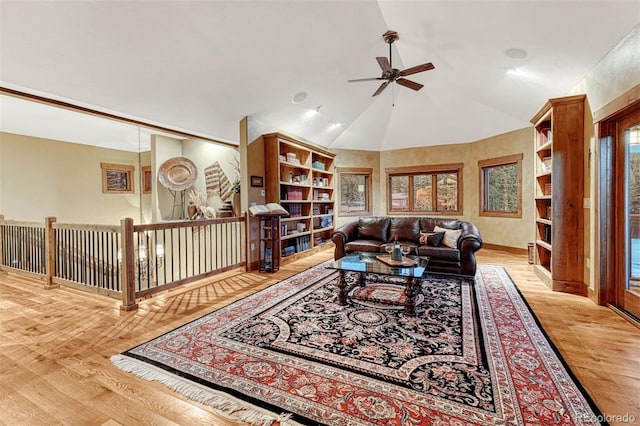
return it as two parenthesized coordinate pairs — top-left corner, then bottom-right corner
(531, 94), (586, 295)
(263, 133), (335, 264)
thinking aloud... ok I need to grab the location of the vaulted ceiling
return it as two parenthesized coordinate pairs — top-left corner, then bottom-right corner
(1, 1), (638, 152)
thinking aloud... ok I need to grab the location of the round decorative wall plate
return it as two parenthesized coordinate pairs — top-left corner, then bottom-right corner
(158, 157), (197, 191)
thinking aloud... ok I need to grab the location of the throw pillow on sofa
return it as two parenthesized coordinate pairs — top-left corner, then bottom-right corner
(419, 231), (445, 246)
(433, 225), (462, 249)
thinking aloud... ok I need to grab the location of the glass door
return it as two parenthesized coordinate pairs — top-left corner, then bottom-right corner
(618, 111), (640, 318)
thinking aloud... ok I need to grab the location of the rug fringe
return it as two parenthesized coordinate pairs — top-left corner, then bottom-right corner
(111, 354), (300, 426)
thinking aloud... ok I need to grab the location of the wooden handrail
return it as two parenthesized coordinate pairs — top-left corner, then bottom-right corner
(1, 214), (247, 310)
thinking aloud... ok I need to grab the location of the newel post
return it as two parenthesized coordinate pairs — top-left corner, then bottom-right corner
(44, 216), (59, 289)
(120, 218), (138, 311)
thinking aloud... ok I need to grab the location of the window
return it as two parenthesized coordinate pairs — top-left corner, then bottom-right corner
(338, 167), (372, 216)
(386, 163), (463, 214)
(478, 154), (523, 217)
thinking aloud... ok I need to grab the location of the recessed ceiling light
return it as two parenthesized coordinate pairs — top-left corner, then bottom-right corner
(505, 48), (527, 59)
(303, 106), (321, 119)
(292, 92), (308, 104)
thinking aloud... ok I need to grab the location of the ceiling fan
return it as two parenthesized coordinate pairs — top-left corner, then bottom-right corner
(348, 30), (435, 97)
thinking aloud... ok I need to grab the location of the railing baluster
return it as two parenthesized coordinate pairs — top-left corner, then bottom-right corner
(1, 217), (246, 307)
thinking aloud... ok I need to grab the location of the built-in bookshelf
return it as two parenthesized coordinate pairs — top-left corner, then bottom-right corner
(531, 94), (586, 295)
(263, 133), (335, 264)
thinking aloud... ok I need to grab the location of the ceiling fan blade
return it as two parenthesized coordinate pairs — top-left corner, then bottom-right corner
(399, 62), (435, 77)
(396, 78), (424, 91)
(372, 81), (390, 97)
(376, 57), (392, 73)
(348, 77), (385, 82)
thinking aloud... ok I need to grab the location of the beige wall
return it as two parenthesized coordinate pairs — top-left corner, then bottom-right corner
(470, 128), (535, 249)
(0, 132), (142, 225)
(0, 132), (239, 226)
(569, 24), (640, 113)
(568, 24), (640, 291)
(332, 128), (534, 249)
(0, 137), (3, 215)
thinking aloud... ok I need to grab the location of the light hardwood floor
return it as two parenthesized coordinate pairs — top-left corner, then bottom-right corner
(1, 248), (638, 425)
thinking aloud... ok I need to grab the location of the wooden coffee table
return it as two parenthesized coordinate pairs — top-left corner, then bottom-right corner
(327, 252), (429, 315)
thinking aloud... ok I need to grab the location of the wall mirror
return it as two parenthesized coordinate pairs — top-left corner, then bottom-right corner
(0, 92), (241, 225)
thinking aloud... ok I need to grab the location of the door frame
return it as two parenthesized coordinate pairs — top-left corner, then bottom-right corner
(595, 84), (640, 311)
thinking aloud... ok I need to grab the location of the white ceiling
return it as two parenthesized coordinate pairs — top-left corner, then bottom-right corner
(1, 1), (639, 152)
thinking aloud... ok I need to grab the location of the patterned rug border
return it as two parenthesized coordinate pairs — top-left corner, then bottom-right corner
(113, 261), (336, 425)
(111, 262), (608, 425)
(486, 265), (607, 425)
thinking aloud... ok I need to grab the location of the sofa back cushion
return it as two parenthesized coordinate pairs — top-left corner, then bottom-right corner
(358, 217), (390, 241)
(389, 217), (421, 243)
(420, 218), (461, 232)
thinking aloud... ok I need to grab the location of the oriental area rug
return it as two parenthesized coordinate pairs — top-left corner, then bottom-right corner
(112, 263), (606, 425)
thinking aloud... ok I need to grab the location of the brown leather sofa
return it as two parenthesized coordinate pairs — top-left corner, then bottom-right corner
(331, 216), (483, 278)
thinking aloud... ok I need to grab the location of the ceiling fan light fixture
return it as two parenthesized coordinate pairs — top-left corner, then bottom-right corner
(292, 91), (308, 104)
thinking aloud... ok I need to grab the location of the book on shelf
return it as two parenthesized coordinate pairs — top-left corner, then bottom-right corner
(320, 216), (332, 228)
(539, 127), (552, 145)
(294, 235), (309, 251)
(249, 203), (289, 217)
(543, 226), (552, 244)
(264, 247), (272, 269)
(287, 203), (303, 217)
(285, 152), (299, 164)
(284, 187), (304, 200)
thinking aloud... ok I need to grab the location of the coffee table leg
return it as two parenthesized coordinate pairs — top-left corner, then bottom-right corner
(405, 277), (417, 315)
(358, 271), (365, 287)
(337, 270), (347, 305)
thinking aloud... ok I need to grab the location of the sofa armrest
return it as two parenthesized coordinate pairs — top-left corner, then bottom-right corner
(458, 221), (483, 276)
(331, 221), (359, 259)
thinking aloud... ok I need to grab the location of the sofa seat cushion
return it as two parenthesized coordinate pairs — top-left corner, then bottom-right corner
(416, 245), (460, 261)
(345, 240), (385, 254)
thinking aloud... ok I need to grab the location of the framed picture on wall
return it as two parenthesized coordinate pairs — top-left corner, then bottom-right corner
(101, 162), (135, 193)
(251, 175), (264, 187)
(142, 166), (151, 193)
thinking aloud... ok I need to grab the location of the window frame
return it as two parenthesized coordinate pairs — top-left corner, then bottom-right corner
(142, 166), (152, 194)
(385, 163), (464, 215)
(337, 167), (373, 217)
(101, 162), (135, 194)
(478, 153), (523, 218)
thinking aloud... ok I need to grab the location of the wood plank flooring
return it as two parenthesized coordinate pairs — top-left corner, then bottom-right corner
(1, 248), (638, 425)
